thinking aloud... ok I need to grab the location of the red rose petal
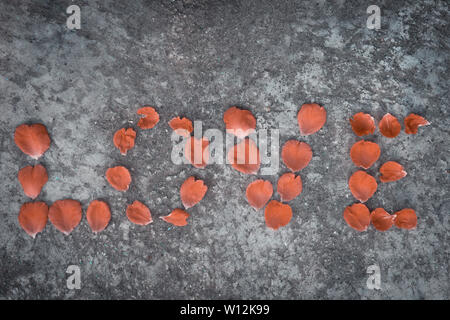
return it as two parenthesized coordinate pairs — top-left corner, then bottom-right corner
(281, 140), (312, 172)
(297, 103), (327, 135)
(404, 114), (430, 134)
(264, 200), (293, 230)
(137, 106), (160, 129)
(18, 164), (48, 199)
(160, 209), (189, 226)
(350, 112), (375, 136)
(370, 208), (395, 231)
(277, 173), (302, 202)
(343, 203), (370, 232)
(113, 128), (136, 155)
(86, 200), (111, 233)
(223, 106), (256, 138)
(168, 117), (193, 137)
(14, 123), (51, 159)
(379, 113), (401, 138)
(379, 161), (407, 183)
(350, 140), (380, 169)
(180, 176), (207, 209)
(394, 208), (417, 229)
(105, 166), (131, 191)
(18, 202), (48, 238)
(48, 199), (82, 235)
(245, 179), (273, 210)
(126, 200), (152, 225)
(348, 171), (378, 203)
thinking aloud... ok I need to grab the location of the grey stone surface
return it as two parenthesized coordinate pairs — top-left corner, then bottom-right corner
(0, 0), (449, 299)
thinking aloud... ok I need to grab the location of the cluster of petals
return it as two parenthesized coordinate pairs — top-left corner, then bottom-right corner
(349, 112), (429, 138)
(343, 203), (417, 232)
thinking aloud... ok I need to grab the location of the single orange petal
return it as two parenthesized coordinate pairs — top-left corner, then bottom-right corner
(18, 164), (48, 199)
(223, 106), (256, 138)
(126, 200), (152, 225)
(394, 208), (417, 229)
(350, 112), (375, 136)
(378, 113), (401, 138)
(113, 128), (136, 155)
(348, 171), (377, 203)
(137, 106), (160, 129)
(343, 203), (370, 232)
(48, 199), (82, 235)
(160, 209), (189, 226)
(281, 140), (312, 172)
(245, 179), (273, 210)
(404, 113), (430, 134)
(180, 176), (207, 209)
(14, 123), (51, 159)
(227, 138), (260, 174)
(168, 117), (193, 137)
(105, 166), (131, 191)
(379, 161), (407, 183)
(350, 140), (380, 169)
(264, 200), (293, 230)
(18, 202), (48, 238)
(184, 136), (210, 169)
(297, 103), (326, 135)
(86, 200), (111, 233)
(370, 208), (395, 231)
(277, 173), (302, 202)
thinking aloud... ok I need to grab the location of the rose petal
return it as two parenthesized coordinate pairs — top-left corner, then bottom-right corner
(105, 166), (131, 191)
(394, 208), (417, 229)
(86, 200), (111, 233)
(160, 209), (189, 226)
(223, 106), (256, 138)
(14, 123), (51, 159)
(126, 200), (152, 225)
(48, 199), (82, 235)
(245, 179), (273, 210)
(264, 200), (293, 230)
(404, 114), (430, 134)
(277, 173), (302, 202)
(113, 128), (136, 155)
(281, 140), (312, 172)
(297, 103), (327, 135)
(370, 208), (395, 231)
(18, 164), (48, 199)
(379, 161), (407, 183)
(227, 138), (260, 174)
(137, 106), (160, 129)
(378, 113), (401, 138)
(348, 171), (378, 203)
(184, 136), (210, 169)
(343, 203), (370, 232)
(168, 117), (193, 137)
(18, 202), (48, 238)
(350, 112), (376, 136)
(180, 176), (207, 209)
(350, 140), (380, 169)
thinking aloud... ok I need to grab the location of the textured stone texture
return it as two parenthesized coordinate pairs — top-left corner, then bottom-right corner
(0, 0), (448, 299)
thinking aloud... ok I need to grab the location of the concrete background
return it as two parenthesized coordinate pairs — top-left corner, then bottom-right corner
(0, 0), (448, 299)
